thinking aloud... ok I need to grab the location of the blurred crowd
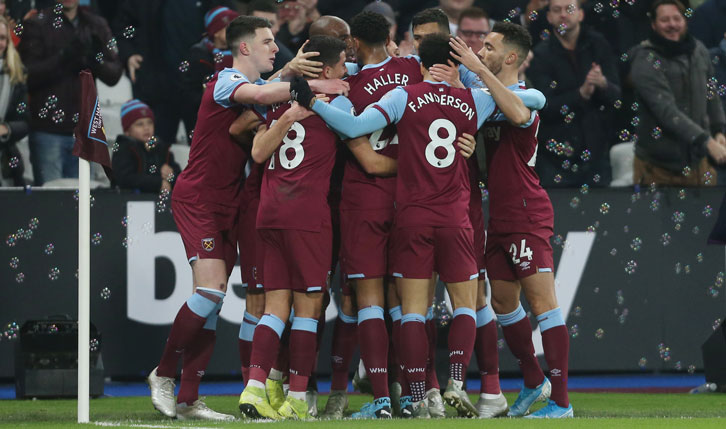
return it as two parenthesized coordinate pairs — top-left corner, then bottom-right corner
(0, 0), (725, 191)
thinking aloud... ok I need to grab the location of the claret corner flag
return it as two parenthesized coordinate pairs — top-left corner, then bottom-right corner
(72, 69), (113, 180)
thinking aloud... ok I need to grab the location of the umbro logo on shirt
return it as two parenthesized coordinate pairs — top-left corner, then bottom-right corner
(230, 74), (244, 81)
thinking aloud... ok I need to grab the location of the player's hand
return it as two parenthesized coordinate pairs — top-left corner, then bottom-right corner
(429, 60), (464, 88)
(127, 54), (143, 83)
(290, 75), (316, 108)
(315, 93), (330, 103)
(715, 133), (726, 147)
(309, 78), (350, 96)
(287, 41), (324, 78)
(160, 179), (172, 192)
(285, 102), (316, 122)
(457, 133), (477, 159)
(449, 36), (484, 74)
(386, 39), (401, 58)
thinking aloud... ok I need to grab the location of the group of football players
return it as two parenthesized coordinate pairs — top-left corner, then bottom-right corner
(145, 6), (573, 422)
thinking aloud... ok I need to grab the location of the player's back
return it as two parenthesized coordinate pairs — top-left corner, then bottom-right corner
(394, 81), (479, 228)
(342, 56), (422, 210)
(481, 112), (553, 232)
(257, 99), (340, 232)
(173, 68), (260, 208)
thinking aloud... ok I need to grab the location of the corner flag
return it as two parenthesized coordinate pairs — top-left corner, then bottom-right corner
(72, 69), (112, 180)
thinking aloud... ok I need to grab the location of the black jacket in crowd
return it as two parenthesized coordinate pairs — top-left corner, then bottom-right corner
(18, 6), (122, 135)
(0, 81), (29, 186)
(112, 0), (231, 106)
(111, 135), (181, 193)
(528, 27), (621, 187)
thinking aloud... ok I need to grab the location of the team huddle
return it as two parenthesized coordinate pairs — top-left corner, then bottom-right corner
(145, 8), (573, 422)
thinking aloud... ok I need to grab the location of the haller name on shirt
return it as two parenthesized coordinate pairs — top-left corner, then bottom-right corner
(364, 73), (409, 95)
(407, 91), (475, 120)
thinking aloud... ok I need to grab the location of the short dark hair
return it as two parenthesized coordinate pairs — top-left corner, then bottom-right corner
(412, 8), (450, 34)
(350, 11), (391, 46)
(303, 35), (347, 68)
(247, 0), (277, 14)
(226, 16), (272, 52)
(492, 22), (532, 66)
(649, 0), (687, 21)
(418, 33), (460, 69)
(458, 7), (489, 27)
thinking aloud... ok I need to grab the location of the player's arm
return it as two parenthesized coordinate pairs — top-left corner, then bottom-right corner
(347, 137), (397, 176)
(232, 78), (349, 106)
(304, 85), (407, 139)
(449, 37), (544, 125)
(229, 109), (264, 146)
(251, 103), (314, 163)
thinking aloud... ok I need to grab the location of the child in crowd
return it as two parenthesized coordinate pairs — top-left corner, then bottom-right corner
(112, 99), (181, 193)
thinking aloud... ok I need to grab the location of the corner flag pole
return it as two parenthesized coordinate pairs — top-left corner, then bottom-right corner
(78, 158), (91, 423)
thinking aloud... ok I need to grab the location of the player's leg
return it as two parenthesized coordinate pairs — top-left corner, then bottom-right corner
(473, 277), (508, 418)
(325, 286), (356, 419)
(441, 278), (478, 418)
(351, 277), (392, 419)
(239, 290), (264, 384)
(390, 226), (437, 418)
(151, 201), (234, 418)
(276, 227), (333, 419)
(276, 291), (324, 419)
(398, 277), (432, 417)
(387, 278), (412, 416)
(423, 273), (447, 417)
(240, 230), (291, 420)
(520, 271), (572, 418)
(433, 227), (479, 418)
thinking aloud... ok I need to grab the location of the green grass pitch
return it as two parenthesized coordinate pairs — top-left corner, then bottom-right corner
(1, 392), (725, 428)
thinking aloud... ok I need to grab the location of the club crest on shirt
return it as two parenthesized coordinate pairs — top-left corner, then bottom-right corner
(202, 238), (215, 251)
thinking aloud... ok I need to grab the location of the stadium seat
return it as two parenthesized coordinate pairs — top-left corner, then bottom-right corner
(609, 142), (634, 187)
(41, 178), (106, 189)
(170, 144), (190, 171)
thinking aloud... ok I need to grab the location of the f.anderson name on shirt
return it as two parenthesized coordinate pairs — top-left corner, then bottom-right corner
(406, 90), (476, 120)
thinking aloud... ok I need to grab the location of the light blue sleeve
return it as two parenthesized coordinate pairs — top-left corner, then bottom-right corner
(486, 88), (547, 126)
(213, 69), (251, 108)
(459, 65), (485, 89)
(312, 87), (407, 138)
(345, 62), (359, 76)
(328, 96), (356, 139)
(471, 88), (496, 129)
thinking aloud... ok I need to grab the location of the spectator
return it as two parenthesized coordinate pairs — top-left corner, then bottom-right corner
(363, 0), (398, 41)
(181, 6), (239, 130)
(528, 0), (621, 187)
(19, 0), (122, 186)
(247, 0), (295, 79)
(439, 0), (474, 34)
(113, 1), (227, 145)
(630, 0), (726, 186)
(112, 99), (180, 193)
(456, 6), (490, 54)
(277, 0), (319, 52)
(0, 15), (28, 187)
(690, 0), (726, 49)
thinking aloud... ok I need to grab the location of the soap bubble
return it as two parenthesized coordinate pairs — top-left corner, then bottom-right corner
(91, 233), (102, 246)
(13, 23), (23, 37)
(595, 328), (605, 339)
(100, 288), (111, 300)
(599, 203), (610, 214)
(48, 267), (60, 281)
(178, 60), (190, 73)
(638, 357), (647, 369)
(44, 243), (55, 255)
(122, 25), (135, 39)
(624, 260), (637, 274)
